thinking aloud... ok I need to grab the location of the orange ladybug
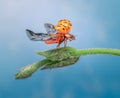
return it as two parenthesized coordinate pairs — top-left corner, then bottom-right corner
(26, 19), (75, 48)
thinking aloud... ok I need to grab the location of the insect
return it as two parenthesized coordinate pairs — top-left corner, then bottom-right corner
(26, 19), (75, 48)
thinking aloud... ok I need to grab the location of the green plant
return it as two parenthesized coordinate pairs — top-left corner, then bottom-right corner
(15, 47), (120, 79)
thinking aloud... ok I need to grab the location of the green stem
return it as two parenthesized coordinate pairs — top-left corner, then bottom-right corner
(76, 48), (120, 56)
(15, 47), (120, 79)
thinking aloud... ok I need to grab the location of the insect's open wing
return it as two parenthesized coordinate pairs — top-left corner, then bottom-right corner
(44, 23), (57, 34)
(26, 23), (57, 41)
(26, 29), (51, 41)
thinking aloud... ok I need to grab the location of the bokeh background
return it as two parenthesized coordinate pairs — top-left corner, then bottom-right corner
(0, 0), (120, 98)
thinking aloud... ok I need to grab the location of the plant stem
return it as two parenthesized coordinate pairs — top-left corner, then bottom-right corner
(76, 48), (120, 56)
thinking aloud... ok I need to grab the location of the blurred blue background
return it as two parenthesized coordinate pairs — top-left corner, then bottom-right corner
(0, 0), (120, 98)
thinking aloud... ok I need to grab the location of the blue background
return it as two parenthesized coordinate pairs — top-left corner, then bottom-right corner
(0, 0), (120, 98)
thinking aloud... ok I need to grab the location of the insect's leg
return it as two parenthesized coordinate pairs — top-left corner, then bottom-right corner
(56, 41), (62, 54)
(56, 38), (62, 48)
(64, 40), (67, 49)
(57, 42), (61, 48)
(63, 38), (67, 49)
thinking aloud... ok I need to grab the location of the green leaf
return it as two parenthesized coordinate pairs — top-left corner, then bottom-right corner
(36, 47), (78, 61)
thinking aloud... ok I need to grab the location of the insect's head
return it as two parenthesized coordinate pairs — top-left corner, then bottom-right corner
(54, 19), (72, 34)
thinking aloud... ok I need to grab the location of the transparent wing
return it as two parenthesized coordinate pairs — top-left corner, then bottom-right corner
(44, 23), (57, 34)
(26, 29), (51, 41)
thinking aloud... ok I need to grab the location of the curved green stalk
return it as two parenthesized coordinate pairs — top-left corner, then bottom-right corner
(15, 47), (120, 79)
(75, 48), (120, 56)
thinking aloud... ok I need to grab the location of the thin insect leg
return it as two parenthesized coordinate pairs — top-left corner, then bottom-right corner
(57, 43), (61, 48)
(64, 40), (67, 49)
(55, 43), (61, 54)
